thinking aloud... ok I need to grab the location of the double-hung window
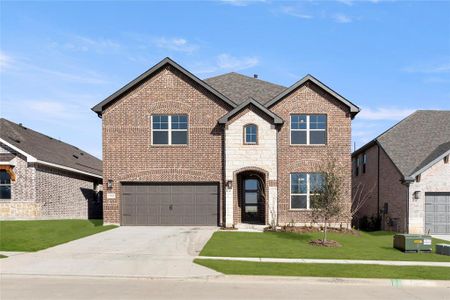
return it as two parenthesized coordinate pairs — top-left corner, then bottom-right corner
(290, 172), (324, 209)
(244, 124), (257, 144)
(0, 170), (11, 200)
(291, 114), (327, 145)
(152, 115), (188, 145)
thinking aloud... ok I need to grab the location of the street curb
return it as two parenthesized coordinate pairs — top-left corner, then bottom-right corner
(2, 273), (450, 288)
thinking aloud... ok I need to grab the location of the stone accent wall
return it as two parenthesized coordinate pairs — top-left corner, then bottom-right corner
(409, 156), (450, 234)
(224, 108), (278, 226)
(102, 65), (230, 225)
(270, 82), (352, 226)
(36, 165), (99, 219)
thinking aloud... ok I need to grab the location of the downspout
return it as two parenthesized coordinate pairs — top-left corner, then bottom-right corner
(377, 144), (380, 221)
(276, 126), (280, 227)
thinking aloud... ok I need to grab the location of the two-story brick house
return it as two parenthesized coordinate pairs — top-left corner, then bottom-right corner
(92, 57), (360, 227)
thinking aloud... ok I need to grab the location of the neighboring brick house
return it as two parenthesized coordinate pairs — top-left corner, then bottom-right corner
(352, 111), (450, 234)
(92, 57), (360, 227)
(0, 118), (103, 220)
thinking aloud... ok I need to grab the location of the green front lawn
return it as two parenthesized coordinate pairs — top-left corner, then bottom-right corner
(0, 220), (117, 251)
(200, 231), (450, 262)
(0, 254), (7, 259)
(195, 259), (450, 280)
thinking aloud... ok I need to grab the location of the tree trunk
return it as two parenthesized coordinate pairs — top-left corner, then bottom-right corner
(323, 218), (328, 244)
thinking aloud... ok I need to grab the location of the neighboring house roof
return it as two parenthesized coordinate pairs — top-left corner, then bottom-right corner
(353, 110), (450, 179)
(264, 74), (360, 117)
(92, 57), (236, 115)
(204, 72), (286, 105)
(0, 118), (102, 178)
(218, 98), (284, 125)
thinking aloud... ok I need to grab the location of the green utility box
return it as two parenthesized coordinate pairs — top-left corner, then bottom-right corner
(393, 234), (433, 253)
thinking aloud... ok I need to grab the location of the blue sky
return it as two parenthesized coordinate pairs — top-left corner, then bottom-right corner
(1, 0), (449, 158)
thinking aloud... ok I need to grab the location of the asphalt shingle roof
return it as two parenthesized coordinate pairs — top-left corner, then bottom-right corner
(371, 110), (450, 177)
(0, 118), (102, 177)
(204, 72), (286, 105)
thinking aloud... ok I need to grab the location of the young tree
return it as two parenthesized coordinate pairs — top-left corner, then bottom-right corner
(310, 161), (344, 244)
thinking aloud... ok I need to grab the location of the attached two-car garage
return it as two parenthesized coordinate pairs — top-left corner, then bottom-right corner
(425, 192), (450, 234)
(121, 183), (219, 226)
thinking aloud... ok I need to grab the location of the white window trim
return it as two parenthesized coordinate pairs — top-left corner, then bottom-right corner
(151, 115), (188, 146)
(290, 115), (327, 145)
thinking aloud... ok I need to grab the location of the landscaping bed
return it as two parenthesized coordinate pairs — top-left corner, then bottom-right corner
(195, 259), (450, 280)
(200, 231), (450, 262)
(0, 219), (117, 251)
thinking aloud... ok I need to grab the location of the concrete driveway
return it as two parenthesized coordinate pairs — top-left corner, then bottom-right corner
(433, 235), (450, 242)
(0, 226), (219, 278)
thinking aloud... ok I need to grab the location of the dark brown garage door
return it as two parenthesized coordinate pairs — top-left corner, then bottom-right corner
(121, 183), (218, 226)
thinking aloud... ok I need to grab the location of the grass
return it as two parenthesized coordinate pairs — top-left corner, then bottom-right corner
(0, 219), (117, 252)
(0, 255), (7, 259)
(195, 259), (450, 280)
(200, 231), (450, 262)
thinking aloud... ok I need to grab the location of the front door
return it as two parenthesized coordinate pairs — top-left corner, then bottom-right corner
(242, 177), (264, 224)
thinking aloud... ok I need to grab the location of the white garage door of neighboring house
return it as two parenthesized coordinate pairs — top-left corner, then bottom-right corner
(425, 192), (450, 234)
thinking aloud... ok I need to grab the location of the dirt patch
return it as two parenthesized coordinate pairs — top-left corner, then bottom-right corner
(309, 239), (342, 247)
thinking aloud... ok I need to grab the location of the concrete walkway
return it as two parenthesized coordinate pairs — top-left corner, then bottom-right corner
(197, 256), (450, 267)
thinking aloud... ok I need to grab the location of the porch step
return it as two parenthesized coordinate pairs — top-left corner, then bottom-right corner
(235, 223), (268, 232)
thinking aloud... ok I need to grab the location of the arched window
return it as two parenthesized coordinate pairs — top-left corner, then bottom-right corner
(0, 170), (11, 200)
(244, 124), (257, 145)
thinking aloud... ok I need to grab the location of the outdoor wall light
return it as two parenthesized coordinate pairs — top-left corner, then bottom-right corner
(413, 191), (421, 200)
(226, 180), (232, 189)
(107, 179), (113, 189)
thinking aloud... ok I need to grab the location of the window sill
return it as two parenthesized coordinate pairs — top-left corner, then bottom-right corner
(288, 208), (313, 211)
(289, 144), (327, 147)
(150, 144), (189, 148)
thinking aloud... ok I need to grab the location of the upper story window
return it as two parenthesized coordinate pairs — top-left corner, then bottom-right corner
(362, 153), (367, 173)
(244, 124), (257, 145)
(0, 170), (11, 200)
(290, 172), (324, 209)
(291, 114), (327, 145)
(151, 115), (188, 145)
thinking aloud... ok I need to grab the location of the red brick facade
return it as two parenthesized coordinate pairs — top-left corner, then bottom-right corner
(101, 65), (355, 226)
(352, 144), (408, 232)
(270, 82), (352, 225)
(102, 66), (231, 224)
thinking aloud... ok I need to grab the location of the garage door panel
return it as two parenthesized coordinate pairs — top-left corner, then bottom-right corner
(425, 192), (450, 234)
(121, 183), (218, 226)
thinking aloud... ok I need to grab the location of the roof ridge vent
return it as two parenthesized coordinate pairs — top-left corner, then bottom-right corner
(253, 74), (258, 79)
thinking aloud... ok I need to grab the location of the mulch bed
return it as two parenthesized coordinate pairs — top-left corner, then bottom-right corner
(309, 239), (342, 247)
(265, 226), (360, 236)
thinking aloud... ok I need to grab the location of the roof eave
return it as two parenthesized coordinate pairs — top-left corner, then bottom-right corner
(408, 149), (450, 179)
(91, 57), (237, 115)
(265, 74), (360, 116)
(218, 98), (284, 125)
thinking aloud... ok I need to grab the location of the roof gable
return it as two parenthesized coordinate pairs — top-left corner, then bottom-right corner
(0, 118), (102, 177)
(92, 57), (236, 115)
(218, 98), (283, 125)
(354, 110), (450, 178)
(265, 74), (360, 117)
